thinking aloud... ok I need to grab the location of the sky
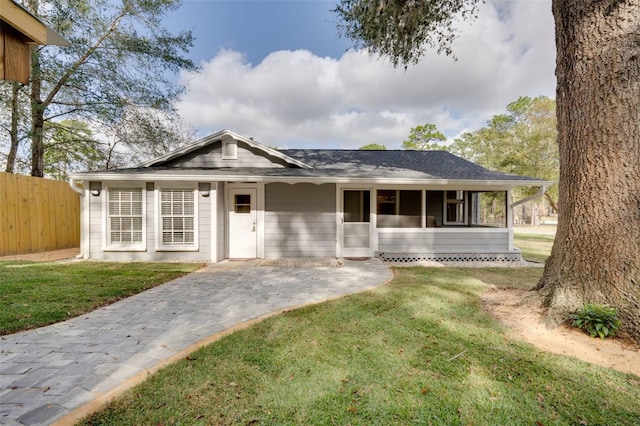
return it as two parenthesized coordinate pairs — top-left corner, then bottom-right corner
(164, 0), (556, 149)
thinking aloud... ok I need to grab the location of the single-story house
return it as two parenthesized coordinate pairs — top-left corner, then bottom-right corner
(68, 129), (550, 263)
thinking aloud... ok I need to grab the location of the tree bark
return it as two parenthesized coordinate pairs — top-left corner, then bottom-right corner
(30, 46), (45, 178)
(5, 82), (21, 173)
(537, 0), (640, 342)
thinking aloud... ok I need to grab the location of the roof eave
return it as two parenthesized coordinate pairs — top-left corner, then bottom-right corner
(1, 0), (69, 46)
(67, 172), (552, 188)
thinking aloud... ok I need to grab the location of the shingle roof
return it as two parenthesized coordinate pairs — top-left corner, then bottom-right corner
(75, 149), (545, 185)
(279, 149), (540, 181)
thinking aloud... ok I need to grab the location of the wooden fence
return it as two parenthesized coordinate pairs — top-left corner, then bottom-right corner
(0, 173), (80, 256)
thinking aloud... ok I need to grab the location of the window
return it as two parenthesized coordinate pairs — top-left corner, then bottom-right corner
(107, 187), (144, 249)
(159, 188), (196, 248)
(377, 190), (421, 228)
(444, 190), (466, 224)
(235, 194), (251, 213)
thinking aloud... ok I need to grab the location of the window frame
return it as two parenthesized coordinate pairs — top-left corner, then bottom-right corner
(443, 190), (467, 225)
(103, 185), (146, 252)
(155, 185), (199, 251)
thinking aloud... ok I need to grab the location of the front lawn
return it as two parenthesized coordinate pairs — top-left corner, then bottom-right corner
(514, 232), (555, 263)
(0, 261), (204, 335)
(81, 267), (640, 425)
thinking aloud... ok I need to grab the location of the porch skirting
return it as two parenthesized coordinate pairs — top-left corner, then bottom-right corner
(376, 250), (522, 263)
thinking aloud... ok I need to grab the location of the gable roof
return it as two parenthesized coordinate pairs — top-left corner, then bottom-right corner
(69, 130), (551, 187)
(138, 129), (312, 170)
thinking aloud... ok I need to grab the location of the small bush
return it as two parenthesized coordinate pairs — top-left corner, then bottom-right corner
(569, 304), (621, 339)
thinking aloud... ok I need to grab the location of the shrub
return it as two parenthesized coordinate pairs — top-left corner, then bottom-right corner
(569, 304), (621, 339)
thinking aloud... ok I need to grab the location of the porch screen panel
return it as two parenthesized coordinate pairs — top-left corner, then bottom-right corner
(377, 190), (421, 228)
(160, 189), (195, 246)
(108, 187), (143, 246)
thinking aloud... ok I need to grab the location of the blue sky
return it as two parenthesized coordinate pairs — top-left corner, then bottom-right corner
(164, 0), (556, 149)
(166, 1), (351, 64)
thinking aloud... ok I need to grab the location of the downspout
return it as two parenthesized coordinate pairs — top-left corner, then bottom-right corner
(511, 185), (547, 208)
(68, 178), (86, 258)
(68, 178), (83, 195)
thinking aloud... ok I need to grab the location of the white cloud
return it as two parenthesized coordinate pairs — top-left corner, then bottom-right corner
(177, 0), (555, 149)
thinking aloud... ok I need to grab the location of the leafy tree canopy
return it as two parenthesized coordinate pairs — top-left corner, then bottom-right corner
(1, 0), (197, 177)
(402, 123), (446, 150)
(450, 96), (558, 209)
(335, 0), (481, 67)
(359, 143), (387, 150)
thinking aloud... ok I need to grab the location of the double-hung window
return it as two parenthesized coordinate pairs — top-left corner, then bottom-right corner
(158, 188), (197, 250)
(107, 187), (145, 250)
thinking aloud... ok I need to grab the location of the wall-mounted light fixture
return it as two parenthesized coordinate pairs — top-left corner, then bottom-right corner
(199, 182), (211, 197)
(89, 181), (102, 197)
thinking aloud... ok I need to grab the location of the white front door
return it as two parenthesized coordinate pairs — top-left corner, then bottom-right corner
(228, 188), (257, 259)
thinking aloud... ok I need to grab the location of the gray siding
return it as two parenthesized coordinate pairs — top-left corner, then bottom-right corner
(164, 141), (290, 168)
(88, 185), (102, 257)
(215, 182), (226, 262)
(88, 182), (212, 262)
(265, 183), (336, 257)
(426, 191), (444, 226)
(377, 229), (509, 253)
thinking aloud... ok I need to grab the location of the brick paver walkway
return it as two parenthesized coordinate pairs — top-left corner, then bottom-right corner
(0, 259), (392, 425)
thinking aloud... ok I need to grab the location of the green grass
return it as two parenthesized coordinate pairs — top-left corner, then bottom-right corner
(0, 261), (204, 335)
(514, 233), (555, 263)
(81, 267), (640, 425)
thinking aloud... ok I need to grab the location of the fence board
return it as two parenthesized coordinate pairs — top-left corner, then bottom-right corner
(0, 173), (80, 256)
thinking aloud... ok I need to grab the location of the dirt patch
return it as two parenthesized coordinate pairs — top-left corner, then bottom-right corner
(0, 248), (80, 262)
(482, 287), (640, 377)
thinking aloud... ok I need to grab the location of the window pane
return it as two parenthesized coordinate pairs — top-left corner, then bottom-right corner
(160, 189), (196, 246)
(235, 194), (251, 213)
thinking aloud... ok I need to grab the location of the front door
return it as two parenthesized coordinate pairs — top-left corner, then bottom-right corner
(228, 188), (257, 259)
(342, 189), (371, 258)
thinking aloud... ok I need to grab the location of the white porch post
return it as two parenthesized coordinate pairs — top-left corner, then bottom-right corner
(507, 189), (514, 251)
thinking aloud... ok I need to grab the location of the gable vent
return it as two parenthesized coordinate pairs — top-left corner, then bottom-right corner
(222, 138), (238, 160)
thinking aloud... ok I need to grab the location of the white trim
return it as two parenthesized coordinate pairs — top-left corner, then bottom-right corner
(154, 184), (199, 252)
(443, 190), (467, 226)
(102, 184), (147, 252)
(82, 186), (90, 259)
(507, 190), (514, 251)
(339, 186), (374, 258)
(210, 182), (218, 263)
(68, 172), (551, 189)
(378, 227), (509, 234)
(256, 182), (265, 259)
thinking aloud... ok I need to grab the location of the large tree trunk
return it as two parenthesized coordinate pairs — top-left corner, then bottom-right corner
(537, 0), (640, 342)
